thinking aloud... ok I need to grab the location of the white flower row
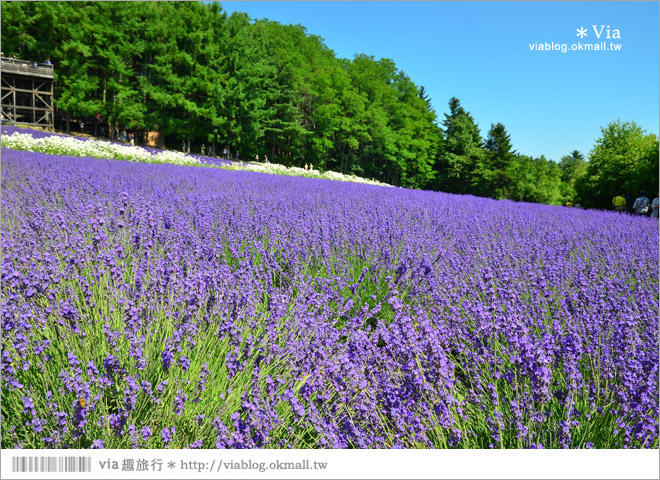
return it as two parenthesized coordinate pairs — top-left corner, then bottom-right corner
(0, 132), (202, 166)
(1, 130), (389, 186)
(223, 161), (390, 187)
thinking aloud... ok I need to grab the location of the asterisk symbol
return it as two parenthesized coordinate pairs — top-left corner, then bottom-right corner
(576, 27), (588, 38)
(168, 461), (176, 469)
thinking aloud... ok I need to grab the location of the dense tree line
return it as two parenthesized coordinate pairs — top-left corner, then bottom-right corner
(2, 1), (657, 205)
(575, 120), (658, 209)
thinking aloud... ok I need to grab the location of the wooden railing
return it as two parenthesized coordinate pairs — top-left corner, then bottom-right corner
(1, 58), (54, 78)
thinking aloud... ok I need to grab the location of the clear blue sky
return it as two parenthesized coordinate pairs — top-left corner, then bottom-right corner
(220, 1), (659, 162)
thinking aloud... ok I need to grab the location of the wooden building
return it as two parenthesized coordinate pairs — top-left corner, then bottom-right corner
(1, 57), (54, 130)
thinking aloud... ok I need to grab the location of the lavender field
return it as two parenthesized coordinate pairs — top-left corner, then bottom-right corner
(1, 147), (658, 449)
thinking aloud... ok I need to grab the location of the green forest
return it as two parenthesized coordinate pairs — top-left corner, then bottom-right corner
(1, 1), (657, 208)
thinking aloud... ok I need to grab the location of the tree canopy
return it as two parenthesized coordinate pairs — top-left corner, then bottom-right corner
(575, 120), (658, 209)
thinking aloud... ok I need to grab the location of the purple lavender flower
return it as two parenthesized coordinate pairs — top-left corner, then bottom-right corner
(178, 355), (190, 372)
(102, 354), (122, 376)
(197, 363), (210, 392)
(72, 400), (88, 439)
(161, 427), (175, 448)
(174, 390), (187, 416)
(22, 397), (35, 415)
(141, 426), (152, 441)
(67, 352), (81, 368)
(161, 347), (173, 371)
(154, 380), (168, 402)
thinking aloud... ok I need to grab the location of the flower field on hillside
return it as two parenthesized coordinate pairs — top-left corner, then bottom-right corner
(222, 161), (390, 187)
(1, 129), (203, 166)
(0, 127), (388, 186)
(1, 148), (658, 449)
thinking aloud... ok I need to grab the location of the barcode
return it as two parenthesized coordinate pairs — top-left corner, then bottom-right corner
(11, 456), (92, 473)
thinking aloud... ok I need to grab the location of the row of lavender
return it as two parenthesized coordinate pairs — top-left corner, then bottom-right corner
(1, 148), (658, 448)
